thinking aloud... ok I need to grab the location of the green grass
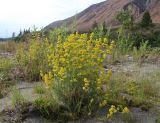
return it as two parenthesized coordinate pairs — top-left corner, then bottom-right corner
(11, 87), (26, 106)
(33, 85), (46, 94)
(105, 62), (160, 109)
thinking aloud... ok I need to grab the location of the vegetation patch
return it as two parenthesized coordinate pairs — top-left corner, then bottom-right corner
(0, 9), (160, 122)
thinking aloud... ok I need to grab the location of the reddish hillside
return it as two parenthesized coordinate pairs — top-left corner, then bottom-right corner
(149, 0), (160, 23)
(45, 0), (160, 32)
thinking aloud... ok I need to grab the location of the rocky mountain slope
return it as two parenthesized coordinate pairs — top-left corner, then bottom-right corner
(45, 0), (160, 32)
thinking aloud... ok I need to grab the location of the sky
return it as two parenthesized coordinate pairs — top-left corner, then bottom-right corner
(0, 0), (104, 38)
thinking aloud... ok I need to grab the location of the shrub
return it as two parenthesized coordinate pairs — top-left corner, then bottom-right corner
(150, 30), (160, 47)
(141, 11), (152, 28)
(116, 9), (133, 29)
(40, 32), (115, 120)
(47, 25), (68, 45)
(133, 41), (150, 63)
(0, 56), (15, 81)
(16, 32), (51, 81)
(117, 27), (134, 54)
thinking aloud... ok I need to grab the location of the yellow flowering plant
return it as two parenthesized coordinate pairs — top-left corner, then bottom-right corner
(107, 105), (130, 119)
(16, 32), (51, 81)
(41, 32), (115, 118)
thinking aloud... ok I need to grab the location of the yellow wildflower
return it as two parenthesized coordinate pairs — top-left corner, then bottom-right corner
(122, 107), (129, 113)
(107, 105), (117, 119)
(83, 78), (90, 91)
(107, 49), (111, 54)
(58, 67), (65, 77)
(44, 74), (50, 88)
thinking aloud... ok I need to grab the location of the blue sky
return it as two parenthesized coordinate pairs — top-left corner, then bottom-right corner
(0, 0), (104, 38)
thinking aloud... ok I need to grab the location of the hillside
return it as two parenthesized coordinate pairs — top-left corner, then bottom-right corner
(45, 0), (160, 32)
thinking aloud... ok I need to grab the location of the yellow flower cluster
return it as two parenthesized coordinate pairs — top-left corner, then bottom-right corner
(83, 78), (90, 91)
(109, 40), (115, 51)
(28, 41), (39, 60)
(40, 71), (53, 88)
(38, 32), (117, 118)
(41, 32), (115, 100)
(107, 105), (117, 119)
(97, 78), (102, 90)
(107, 105), (130, 119)
(122, 107), (130, 113)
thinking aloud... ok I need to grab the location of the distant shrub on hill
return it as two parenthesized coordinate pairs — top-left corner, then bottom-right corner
(140, 11), (153, 28)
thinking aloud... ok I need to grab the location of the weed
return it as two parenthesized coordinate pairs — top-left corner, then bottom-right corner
(11, 87), (26, 106)
(33, 85), (46, 94)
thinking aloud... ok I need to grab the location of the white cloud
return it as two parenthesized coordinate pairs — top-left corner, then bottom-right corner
(0, 0), (105, 37)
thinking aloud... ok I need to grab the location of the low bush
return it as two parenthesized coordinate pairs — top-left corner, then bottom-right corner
(39, 32), (115, 120)
(0, 56), (15, 81)
(133, 41), (150, 63)
(16, 32), (51, 81)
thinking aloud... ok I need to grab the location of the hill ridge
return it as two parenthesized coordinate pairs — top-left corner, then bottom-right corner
(45, 0), (160, 32)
